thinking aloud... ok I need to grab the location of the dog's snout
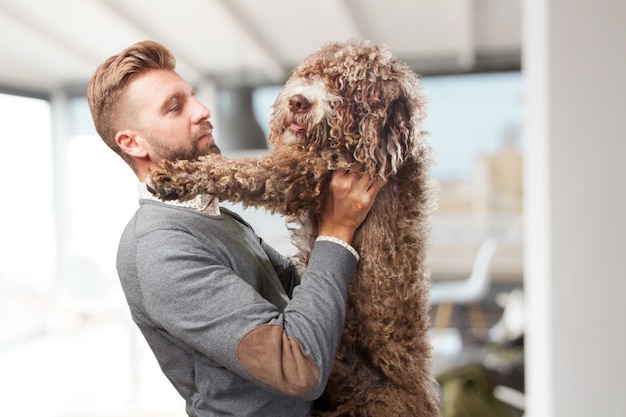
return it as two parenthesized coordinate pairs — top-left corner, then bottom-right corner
(288, 94), (310, 113)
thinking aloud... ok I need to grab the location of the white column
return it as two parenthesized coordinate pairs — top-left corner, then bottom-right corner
(523, 1), (626, 416)
(49, 90), (73, 285)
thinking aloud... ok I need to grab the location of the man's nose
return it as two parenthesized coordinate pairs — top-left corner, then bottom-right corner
(192, 98), (211, 123)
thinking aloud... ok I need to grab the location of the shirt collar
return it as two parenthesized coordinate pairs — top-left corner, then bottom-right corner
(137, 182), (220, 215)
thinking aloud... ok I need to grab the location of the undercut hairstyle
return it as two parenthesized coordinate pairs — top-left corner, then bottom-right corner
(87, 40), (176, 168)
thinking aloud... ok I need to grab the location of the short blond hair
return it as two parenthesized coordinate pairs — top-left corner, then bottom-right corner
(87, 40), (176, 167)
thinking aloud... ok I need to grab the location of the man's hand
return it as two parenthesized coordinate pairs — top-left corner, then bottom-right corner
(317, 168), (386, 244)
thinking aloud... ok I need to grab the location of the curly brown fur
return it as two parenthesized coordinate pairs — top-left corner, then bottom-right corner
(149, 40), (441, 416)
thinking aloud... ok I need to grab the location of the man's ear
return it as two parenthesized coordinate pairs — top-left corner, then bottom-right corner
(116, 130), (148, 158)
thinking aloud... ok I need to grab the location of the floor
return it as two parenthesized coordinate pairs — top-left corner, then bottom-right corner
(0, 284), (524, 417)
(0, 286), (184, 417)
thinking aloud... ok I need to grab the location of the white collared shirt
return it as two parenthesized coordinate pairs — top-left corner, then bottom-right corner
(137, 182), (220, 215)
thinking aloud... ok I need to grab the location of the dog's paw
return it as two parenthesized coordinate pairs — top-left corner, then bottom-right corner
(146, 161), (191, 201)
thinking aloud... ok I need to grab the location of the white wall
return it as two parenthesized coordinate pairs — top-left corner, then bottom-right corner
(524, 1), (626, 416)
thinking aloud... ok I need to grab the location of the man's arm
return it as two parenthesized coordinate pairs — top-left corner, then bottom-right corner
(135, 170), (384, 399)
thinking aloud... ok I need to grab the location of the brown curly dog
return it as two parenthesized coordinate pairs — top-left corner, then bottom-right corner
(149, 40), (441, 417)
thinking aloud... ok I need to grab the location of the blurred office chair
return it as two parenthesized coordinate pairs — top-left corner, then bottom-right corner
(430, 238), (499, 336)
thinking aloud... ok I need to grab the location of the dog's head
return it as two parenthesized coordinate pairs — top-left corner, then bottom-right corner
(269, 40), (428, 179)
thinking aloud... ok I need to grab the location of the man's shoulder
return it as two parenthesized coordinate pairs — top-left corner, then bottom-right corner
(128, 199), (246, 236)
(131, 199), (199, 231)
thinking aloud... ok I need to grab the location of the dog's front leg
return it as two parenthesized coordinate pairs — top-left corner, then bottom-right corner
(147, 153), (272, 202)
(148, 150), (330, 216)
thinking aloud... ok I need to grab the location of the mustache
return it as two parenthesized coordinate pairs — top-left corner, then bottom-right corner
(201, 120), (213, 132)
(194, 121), (214, 141)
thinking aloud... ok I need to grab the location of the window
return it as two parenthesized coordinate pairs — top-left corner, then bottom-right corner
(0, 94), (55, 290)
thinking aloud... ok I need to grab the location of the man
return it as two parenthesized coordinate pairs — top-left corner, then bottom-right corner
(87, 40), (383, 416)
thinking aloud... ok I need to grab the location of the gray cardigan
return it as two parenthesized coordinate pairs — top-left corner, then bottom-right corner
(117, 199), (357, 416)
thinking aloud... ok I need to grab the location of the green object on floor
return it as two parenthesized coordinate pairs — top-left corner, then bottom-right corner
(436, 364), (515, 417)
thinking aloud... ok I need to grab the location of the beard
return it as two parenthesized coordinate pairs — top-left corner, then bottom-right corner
(149, 122), (221, 162)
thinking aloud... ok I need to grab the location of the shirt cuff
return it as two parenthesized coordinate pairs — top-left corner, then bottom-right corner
(315, 236), (360, 261)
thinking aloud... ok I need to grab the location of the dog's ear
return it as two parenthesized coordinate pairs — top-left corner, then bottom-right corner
(353, 79), (414, 179)
(382, 94), (413, 174)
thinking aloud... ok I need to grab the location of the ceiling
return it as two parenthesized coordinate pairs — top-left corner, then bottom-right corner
(0, 0), (521, 97)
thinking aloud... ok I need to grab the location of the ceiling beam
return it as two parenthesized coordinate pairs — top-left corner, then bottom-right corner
(98, 0), (206, 83)
(214, 0), (288, 78)
(342, 0), (373, 40)
(457, 0), (477, 70)
(0, 1), (98, 66)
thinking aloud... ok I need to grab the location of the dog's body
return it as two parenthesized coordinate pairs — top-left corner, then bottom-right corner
(150, 40), (440, 417)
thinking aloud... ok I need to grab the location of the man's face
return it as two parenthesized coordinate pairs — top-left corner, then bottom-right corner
(126, 69), (220, 163)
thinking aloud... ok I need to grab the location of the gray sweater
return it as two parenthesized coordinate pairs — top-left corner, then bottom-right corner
(117, 199), (357, 416)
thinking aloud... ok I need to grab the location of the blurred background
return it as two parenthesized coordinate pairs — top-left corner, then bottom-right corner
(0, 1), (624, 416)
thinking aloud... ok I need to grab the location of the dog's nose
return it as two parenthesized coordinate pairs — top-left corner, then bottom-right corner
(288, 94), (310, 113)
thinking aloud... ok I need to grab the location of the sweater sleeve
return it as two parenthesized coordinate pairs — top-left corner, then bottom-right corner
(237, 240), (356, 398)
(133, 227), (356, 400)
